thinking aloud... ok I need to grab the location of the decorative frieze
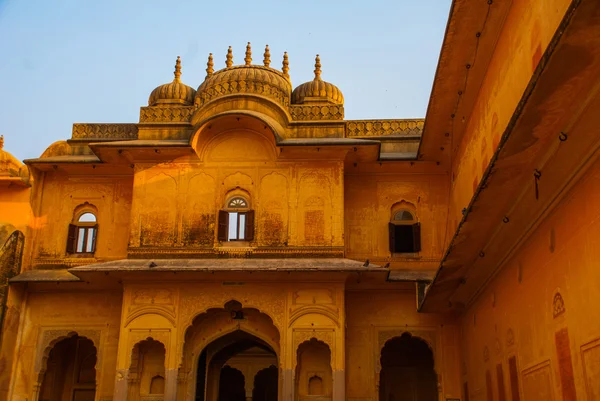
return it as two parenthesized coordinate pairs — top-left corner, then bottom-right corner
(346, 119), (424, 137)
(139, 106), (194, 123)
(290, 105), (344, 121)
(71, 123), (138, 140)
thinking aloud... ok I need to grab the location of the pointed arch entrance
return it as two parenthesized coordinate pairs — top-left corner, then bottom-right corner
(38, 334), (97, 401)
(379, 333), (437, 401)
(180, 301), (280, 401)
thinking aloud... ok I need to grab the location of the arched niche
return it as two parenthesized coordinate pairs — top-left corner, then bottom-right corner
(128, 338), (166, 401)
(190, 113), (281, 162)
(378, 333), (438, 401)
(295, 339), (332, 401)
(191, 100), (291, 137)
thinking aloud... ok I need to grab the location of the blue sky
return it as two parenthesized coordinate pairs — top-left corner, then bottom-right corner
(0, 0), (451, 160)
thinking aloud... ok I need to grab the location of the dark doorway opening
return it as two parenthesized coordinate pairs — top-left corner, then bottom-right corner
(379, 333), (437, 401)
(195, 330), (278, 401)
(39, 335), (97, 401)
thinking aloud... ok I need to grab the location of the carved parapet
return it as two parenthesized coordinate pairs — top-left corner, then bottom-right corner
(290, 105), (344, 121)
(139, 106), (194, 123)
(71, 123), (138, 140)
(346, 119), (424, 137)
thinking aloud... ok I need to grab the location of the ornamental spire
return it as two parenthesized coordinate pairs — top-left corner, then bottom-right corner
(0, 135), (3, 150)
(263, 45), (271, 67)
(226, 46), (233, 68)
(314, 54), (322, 80)
(244, 42), (252, 65)
(282, 51), (290, 80)
(206, 53), (214, 77)
(173, 56), (182, 83)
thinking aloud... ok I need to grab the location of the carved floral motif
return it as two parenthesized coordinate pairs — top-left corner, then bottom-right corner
(71, 123), (138, 139)
(178, 287), (286, 332)
(553, 292), (566, 318)
(195, 79), (290, 109)
(346, 119), (424, 137)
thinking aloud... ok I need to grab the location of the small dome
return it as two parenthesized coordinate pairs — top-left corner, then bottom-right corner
(0, 135), (29, 184)
(291, 55), (344, 105)
(148, 57), (196, 106)
(195, 44), (292, 110)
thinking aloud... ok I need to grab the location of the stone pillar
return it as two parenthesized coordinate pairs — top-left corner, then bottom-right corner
(112, 369), (129, 401)
(281, 368), (294, 401)
(165, 368), (178, 401)
(332, 370), (345, 401)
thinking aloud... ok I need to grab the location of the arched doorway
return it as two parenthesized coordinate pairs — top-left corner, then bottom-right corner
(38, 335), (97, 401)
(295, 339), (332, 401)
(196, 330), (277, 401)
(379, 333), (437, 401)
(128, 338), (166, 401)
(253, 365), (278, 401)
(182, 301), (280, 401)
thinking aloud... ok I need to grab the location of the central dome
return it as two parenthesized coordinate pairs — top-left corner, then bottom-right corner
(195, 44), (292, 110)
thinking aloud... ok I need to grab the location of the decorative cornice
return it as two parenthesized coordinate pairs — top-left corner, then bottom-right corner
(346, 119), (424, 137)
(139, 107), (194, 123)
(290, 105), (344, 121)
(127, 246), (344, 259)
(72, 124), (138, 140)
(32, 257), (99, 269)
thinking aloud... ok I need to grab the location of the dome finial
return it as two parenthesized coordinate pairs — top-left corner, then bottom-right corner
(226, 46), (233, 68)
(282, 51), (290, 80)
(314, 54), (322, 80)
(206, 53), (214, 78)
(263, 45), (271, 67)
(0, 135), (3, 150)
(245, 42), (252, 66)
(174, 56), (182, 83)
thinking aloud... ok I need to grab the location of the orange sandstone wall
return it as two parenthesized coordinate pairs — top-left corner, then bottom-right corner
(29, 172), (132, 262)
(344, 172), (449, 261)
(449, 0), (572, 232)
(0, 187), (31, 236)
(459, 156), (600, 400)
(10, 290), (122, 401)
(128, 130), (345, 249)
(345, 289), (461, 400)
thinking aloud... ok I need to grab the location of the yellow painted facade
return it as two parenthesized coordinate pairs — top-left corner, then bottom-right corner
(1, 0), (600, 400)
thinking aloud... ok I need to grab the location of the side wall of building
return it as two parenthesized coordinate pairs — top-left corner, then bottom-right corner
(460, 155), (600, 400)
(9, 290), (123, 401)
(448, 0), (572, 232)
(346, 289), (462, 400)
(28, 172), (133, 263)
(344, 172), (449, 262)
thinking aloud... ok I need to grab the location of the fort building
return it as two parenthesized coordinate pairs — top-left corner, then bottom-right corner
(1, 0), (600, 400)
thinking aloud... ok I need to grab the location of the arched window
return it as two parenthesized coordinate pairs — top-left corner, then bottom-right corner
(389, 207), (421, 254)
(66, 211), (98, 254)
(217, 196), (255, 242)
